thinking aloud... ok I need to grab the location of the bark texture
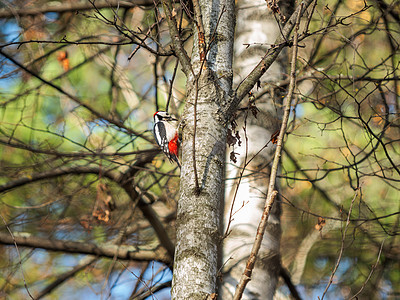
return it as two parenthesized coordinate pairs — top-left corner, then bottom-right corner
(172, 71), (227, 299)
(221, 0), (293, 298)
(171, 0), (235, 298)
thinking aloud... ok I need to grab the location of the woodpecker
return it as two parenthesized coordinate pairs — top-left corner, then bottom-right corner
(153, 111), (181, 168)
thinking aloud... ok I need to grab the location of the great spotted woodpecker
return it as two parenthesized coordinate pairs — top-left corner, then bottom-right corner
(153, 111), (181, 168)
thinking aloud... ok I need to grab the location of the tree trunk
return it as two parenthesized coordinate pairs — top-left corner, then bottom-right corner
(171, 0), (235, 298)
(221, 0), (293, 298)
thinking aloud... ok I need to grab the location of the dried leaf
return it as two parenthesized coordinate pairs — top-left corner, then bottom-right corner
(230, 151), (239, 163)
(227, 128), (237, 147)
(171, 8), (177, 17)
(93, 183), (116, 223)
(235, 130), (241, 147)
(249, 104), (259, 118)
(248, 91), (255, 102)
(230, 119), (238, 131)
(80, 216), (93, 231)
(57, 51), (70, 71)
(271, 129), (279, 144)
(315, 217), (326, 231)
(207, 293), (218, 300)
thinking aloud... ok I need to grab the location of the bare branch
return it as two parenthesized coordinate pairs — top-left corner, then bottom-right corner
(349, 240), (385, 299)
(227, 0), (314, 118)
(0, 160), (175, 260)
(161, 0), (193, 76)
(0, 166), (113, 194)
(0, 139), (158, 158)
(0, 214), (34, 300)
(0, 49), (153, 143)
(118, 155), (176, 259)
(0, 232), (171, 264)
(320, 190), (359, 299)
(130, 281), (171, 300)
(233, 5), (303, 298)
(35, 257), (98, 299)
(0, 0), (154, 19)
(279, 267), (302, 300)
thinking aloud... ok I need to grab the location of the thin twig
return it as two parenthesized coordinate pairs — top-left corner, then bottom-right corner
(320, 189), (359, 300)
(224, 110), (251, 238)
(0, 0), (154, 18)
(232, 4), (303, 299)
(0, 214), (34, 300)
(36, 257), (97, 299)
(192, 0), (207, 63)
(154, 10), (160, 111)
(161, 0), (193, 76)
(165, 58), (180, 112)
(165, 10), (184, 112)
(349, 239), (385, 299)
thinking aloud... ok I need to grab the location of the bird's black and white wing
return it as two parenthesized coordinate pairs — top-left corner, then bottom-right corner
(153, 121), (170, 156)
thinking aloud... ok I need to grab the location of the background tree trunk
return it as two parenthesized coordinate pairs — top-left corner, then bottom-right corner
(221, 0), (294, 298)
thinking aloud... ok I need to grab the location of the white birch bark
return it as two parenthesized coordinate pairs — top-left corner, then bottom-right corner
(221, 0), (293, 298)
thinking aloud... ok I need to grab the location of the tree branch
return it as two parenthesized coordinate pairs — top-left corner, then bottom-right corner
(0, 139), (158, 158)
(118, 154), (176, 259)
(320, 190), (359, 299)
(0, 232), (171, 264)
(161, 0), (193, 77)
(0, 166), (112, 193)
(233, 4), (303, 298)
(0, 0), (154, 19)
(279, 267), (302, 300)
(0, 160), (176, 261)
(0, 49), (153, 143)
(35, 257), (98, 299)
(130, 281), (171, 300)
(227, 0), (314, 118)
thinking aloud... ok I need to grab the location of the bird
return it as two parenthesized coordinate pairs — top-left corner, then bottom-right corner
(153, 111), (181, 168)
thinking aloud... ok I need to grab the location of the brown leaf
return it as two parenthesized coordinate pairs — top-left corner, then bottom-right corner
(249, 104), (259, 118)
(57, 51), (70, 71)
(235, 130), (241, 147)
(171, 8), (177, 17)
(230, 151), (239, 163)
(271, 129), (279, 144)
(230, 119), (238, 131)
(79, 216), (93, 231)
(315, 217), (326, 231)
(92, 183), (116, 223)
(207, 293), (218, 300)
(227, 128), (237, 147)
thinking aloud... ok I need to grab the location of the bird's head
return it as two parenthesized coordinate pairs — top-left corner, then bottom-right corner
(154, 111), (177, 122)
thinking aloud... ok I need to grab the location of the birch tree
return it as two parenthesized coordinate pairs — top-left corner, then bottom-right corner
(221, 0), (293, 298)
(165, 0), (311, 298)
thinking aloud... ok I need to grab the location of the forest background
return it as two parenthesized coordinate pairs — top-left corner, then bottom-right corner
(0, 0), (399, 299)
